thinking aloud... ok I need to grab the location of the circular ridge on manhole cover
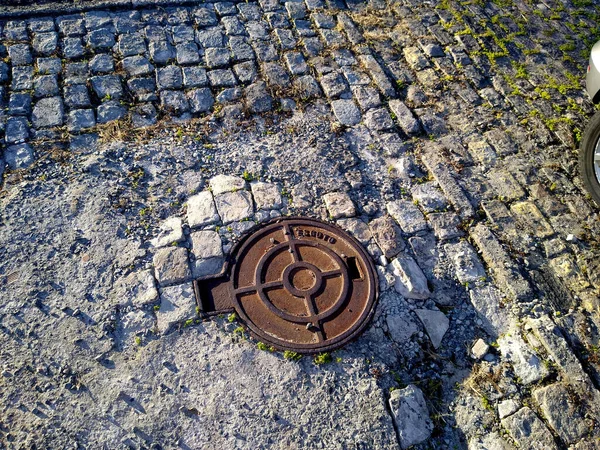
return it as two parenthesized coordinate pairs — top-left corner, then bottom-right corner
(193, 217), (378, 354)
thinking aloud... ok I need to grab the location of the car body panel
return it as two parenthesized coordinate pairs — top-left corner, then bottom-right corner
(587, 40), (600, 103)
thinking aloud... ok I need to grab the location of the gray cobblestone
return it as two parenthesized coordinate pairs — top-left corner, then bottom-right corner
(32, 97), (64, 128)
(97, 100), (127, 123)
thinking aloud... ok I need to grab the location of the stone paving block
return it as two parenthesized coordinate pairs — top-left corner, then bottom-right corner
(209, 174), (246, 195)
(532, 383), (588, 445)
(149, 40), (175, 64)
(191, 230), (223, 260)
(415, 309), (449, 349)
(33, 32), (58, 55)
(336, 218), (372, 246)
(444, 241), (485, 284)
(469, 284), (514, 335)
(182, 66), (208, 88)
(370, 216), (405, 259)
(187, 190), (220, 228)
(97, 101), (127, 123)
(411, 182), (448, 212)
(274, 28), (296, 50)
(498, 333), (549, 385)
(32, 97), (64, 128)
(90, 54), (114, 74)
(127, 77), (157, 102)
(222, 16), (246, 35)
(36, 57), (62, 75)
(343, 67), (371, 86)
(501, 407), (558, 450)
(415, 109), (447, 137)
(91, 75), (123, 100)
(208, 69), (237, 87)
(403, 46), (429, 70)
(8, 93), (32, 116)
(323, 192), (356, 219)
(358, 55), (396, 98)
(294, 75), (322, 99)
(386, 200), (427, 234)
(470, 224), (532, 302)
(389, 100), (421, 135)
(364, 108), (394, 131)
(427, 212), (463, 241)
(5, 117), (29, 144)
(64, 61), (88, 85)
(153, 247), (191, 286)
(331, 99), (361, 126)
(160, 90), (189, 115)
(33, 74), (60, 98)
(468, 140), (497, 167)
(262, 62), (290, 88)
(62, 37), (85, 59)
(5, 143), (34, 170)
(118, 33), (146, 56)
(214, 191), (254, 224)
(251, 182), (283, 210)
(389, 385), (433, 449)
(67, 109), (96, 132)
(284, 52), (308, 75)
(487, 169), (526, 202)
(151, 217), (185, 248)
(8, 44), (32, 66)
(87, 29), (116, 51)
(510, 201), (554, 239)
(131, 103), (157, 128)
(245, 81), (272, 113)
(188, 88), (214, 113)
(527, 316), (597, 397)
(156, 65), (183, 90)
(390, 255), (431, 300)
(12, 66), (34, 91)
(156, 283), (196, 333)
(122, 56), (154, 77)
(351, 85), (382, 111)
(421, 148), (475, 218)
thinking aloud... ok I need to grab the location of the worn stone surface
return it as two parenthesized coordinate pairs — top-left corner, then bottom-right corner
(370, 216), (405, 259)
(501, 407), (558, 450)
(415, 309), (449, 349)
(390, 256), (431, 300)
(533, 383), (588, 445)
(153, 247), (191, 286)
(112, 270), (158, 307)
(209, 174), (246, 195)
(150, 217), (185, 248)
(187, 190), (220, 228)
(389, 385), (433, 449)
(156, 283), (196, 334)
(498, 332), (549, 385)
(214, 190), (254, 224)
(251, 181), (282, 210)
(386, 200), (427, 234)
(323, 191), (356, 219)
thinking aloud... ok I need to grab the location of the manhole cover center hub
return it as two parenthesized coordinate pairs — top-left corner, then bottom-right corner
(284, 262), (320, 296)
(292, 267), (316, 291)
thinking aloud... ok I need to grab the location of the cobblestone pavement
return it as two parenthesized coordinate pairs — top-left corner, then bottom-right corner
(2, 0), (600, 449)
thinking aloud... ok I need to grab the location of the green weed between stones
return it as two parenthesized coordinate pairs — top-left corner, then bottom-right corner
(283, 351), (302, 361)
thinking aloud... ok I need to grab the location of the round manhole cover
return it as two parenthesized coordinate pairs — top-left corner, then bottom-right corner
(194, 217), (378, 354)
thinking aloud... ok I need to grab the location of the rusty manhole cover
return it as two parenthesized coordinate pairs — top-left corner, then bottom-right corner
(193, 217), (378, 354)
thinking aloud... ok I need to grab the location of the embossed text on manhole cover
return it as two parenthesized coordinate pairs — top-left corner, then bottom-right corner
(193, 217), (378, 354)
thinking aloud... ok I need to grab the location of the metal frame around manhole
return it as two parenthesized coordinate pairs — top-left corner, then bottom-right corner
(193, 217), (379, 354)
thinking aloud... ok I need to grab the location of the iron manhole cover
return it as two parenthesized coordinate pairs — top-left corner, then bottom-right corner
(193, 217), (378, 354)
